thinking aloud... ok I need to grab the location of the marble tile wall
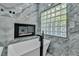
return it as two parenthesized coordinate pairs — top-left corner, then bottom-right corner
(1, 3), (79, 56)
(39, 3), (79, 56)
(0, 3), (39, 56)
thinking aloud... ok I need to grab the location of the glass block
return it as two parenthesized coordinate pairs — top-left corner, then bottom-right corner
(61, 21), (66, 26)
(51, 18), (55, 22)
(56, 5), (61, 11)
(49, 27), (51, 31)
(51, 13), (55, 17)
(61, 33), (66, 37)
(56, 27), (61, 32)
(54, 31), (57, 36)
(41, 3), (67, 37)
(41, 24), (44, 27)
(52, 22), (55, 27)
(47, 31), (51, 35)
(41, 13), (44, 16)
(55, 22), (59, 26)
(51, 31), (55, 35)
(47, 14), (51, 19)
(42, 23), (45, 27)
(47, 19), (50, 22)
(41, 20), (45, 23)
(61, 4), (66, 9)
(61, 15), (67, 20)
(61, 27), (66, 32)
(58, 21), (61, 26)
(41, 16), (46, 19)
(41, 16), (44, 20)
(44, 12), (47, 15)
(50, 26), (52, 31)
(41, 28), (45, 32)
(51, 8), (55, 12)
(55, 16), (60, 21)
(61, 9), (67, 14)
(55, 27), (58, 32)
(47, 31), (48, 34)
(42, 12), (45, 16)
(47, 10), (51, 14)
(44, 31), (47, 34)
(50, 23), (52, 27)
(47, 23), (51, 27)
(56, 11), (60, 16)
(50, 32), (52, 35)
(44, 24), (47, 27)
(47, 26), (49, 31)
(43, 16), (46, 19)
(56, 32), (61, 36)
(52, 26), (55, 31)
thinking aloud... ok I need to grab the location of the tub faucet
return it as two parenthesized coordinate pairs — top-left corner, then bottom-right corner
(36, 31), (44, 41)
(36, 31), (44, 56)
(36, 35), (43, 41)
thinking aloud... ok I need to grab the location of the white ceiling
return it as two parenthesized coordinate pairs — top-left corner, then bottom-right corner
(1, 3), (24, 8)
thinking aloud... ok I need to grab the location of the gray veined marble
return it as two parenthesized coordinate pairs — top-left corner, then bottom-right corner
(1, 3), (79, 56)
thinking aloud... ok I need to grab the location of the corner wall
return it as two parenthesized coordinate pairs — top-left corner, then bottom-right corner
(0, 3), (39, 46)
(39, 3), (79, 56)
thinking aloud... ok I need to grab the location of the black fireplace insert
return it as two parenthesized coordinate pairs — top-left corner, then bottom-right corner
(14, 23), (35, 38)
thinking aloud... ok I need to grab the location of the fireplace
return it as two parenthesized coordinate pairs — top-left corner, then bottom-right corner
(14, 23), (35, 38)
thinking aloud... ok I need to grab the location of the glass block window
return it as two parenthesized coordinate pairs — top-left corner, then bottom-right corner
(41, 4), (67, 37)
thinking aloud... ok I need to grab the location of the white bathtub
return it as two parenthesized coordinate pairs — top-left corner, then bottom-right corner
(0, 47), (3, 56)
(8, 38), (50, 56)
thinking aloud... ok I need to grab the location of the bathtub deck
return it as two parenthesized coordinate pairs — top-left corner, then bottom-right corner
(46, 53), (52, 56)
(1, 47), (8, 56)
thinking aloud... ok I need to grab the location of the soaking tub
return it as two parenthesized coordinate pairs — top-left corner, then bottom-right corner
(8, 38), (50, 56)
(0, 47), (3, 56)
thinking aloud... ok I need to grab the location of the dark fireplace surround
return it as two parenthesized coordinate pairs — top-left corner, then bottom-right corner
(14, 23), (35, 38)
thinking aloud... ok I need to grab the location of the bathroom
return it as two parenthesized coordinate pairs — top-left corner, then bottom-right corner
(0, 3), (79, 56)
